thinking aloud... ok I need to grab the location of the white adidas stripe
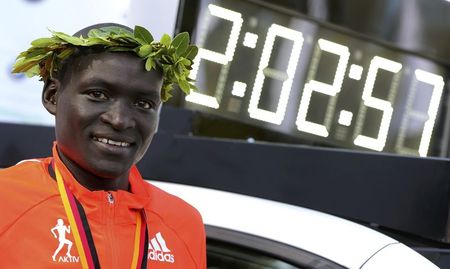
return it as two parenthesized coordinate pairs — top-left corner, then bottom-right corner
(148, 232), (171, 252)
(150, 238), (161, 251)
(156, 232), (170, 252)
(16, 159), (42, 165)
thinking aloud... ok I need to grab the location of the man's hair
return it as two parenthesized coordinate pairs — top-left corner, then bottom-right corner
(12, 23), (198, 101)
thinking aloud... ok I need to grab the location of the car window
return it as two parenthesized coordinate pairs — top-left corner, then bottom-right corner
(208, 239), (301, 269)
(206, 225), (346, 269)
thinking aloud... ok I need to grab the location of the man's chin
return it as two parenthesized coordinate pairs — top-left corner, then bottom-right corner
(87, 164), (131, 180)
(79, 155), (131, 177)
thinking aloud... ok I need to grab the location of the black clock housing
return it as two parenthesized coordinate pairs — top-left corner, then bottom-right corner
(174, 0), (450, 157)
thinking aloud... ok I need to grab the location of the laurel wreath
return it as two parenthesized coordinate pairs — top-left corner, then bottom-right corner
(12, 25), (198, 101)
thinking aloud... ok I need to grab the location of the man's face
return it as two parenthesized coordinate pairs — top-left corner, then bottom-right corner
(51, 52), (162, 179)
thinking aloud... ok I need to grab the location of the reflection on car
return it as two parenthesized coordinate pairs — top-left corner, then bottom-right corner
(150, 181), (439, 269)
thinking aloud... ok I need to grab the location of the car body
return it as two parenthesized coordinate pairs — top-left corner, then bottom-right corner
(150, 180), (439, 269)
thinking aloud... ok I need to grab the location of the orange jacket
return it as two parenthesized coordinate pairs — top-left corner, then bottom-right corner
(0, 145), (206, 268)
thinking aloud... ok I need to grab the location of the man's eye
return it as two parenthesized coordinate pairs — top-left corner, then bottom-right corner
(135, 100), (152, 109)
(88, 90), (108, 100)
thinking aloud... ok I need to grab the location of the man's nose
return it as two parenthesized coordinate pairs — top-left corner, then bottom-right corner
(100, 100), (135, 130)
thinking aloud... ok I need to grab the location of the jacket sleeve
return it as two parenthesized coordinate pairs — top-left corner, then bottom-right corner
(196, 218), (207, 269)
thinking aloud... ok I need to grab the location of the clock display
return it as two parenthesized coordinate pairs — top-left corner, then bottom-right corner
(178, 0), (449, 157)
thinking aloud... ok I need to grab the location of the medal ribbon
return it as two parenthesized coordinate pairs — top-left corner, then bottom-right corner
(54, 164), (148, 269)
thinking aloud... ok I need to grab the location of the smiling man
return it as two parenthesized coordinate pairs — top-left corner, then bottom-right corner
(0, 24), (205, 268)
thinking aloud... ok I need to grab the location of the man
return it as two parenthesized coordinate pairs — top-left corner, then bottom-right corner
(0, 23), (206, 268)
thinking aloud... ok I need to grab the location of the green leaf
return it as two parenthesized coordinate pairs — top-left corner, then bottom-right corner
(15, 51), (51, 68)
(113, 35), (138, 45)
(161, 55), (173, 64)
(50, 55), (56, 76)
(145, 57), (155, 71)
(31, 37), (58, 48)
(188, 82), (198, 91)
(100, 26), (133, 36)
(12, 59), (37, 73)
(19, 48), (48, 59)
(42, 55), (53, 72)
(171, 32), (189, 55)
(173, 70), (180, 81)
(184, 45), (198, 60)
(180, 58), (191, 65)
(160, 34), (171, 47)
(176, 62), (184, 74)
(57, 48), (75, 60)
(87, 29), (106, 38)
(24, 65), (40, 77)
(178, 79), (190, 94)
(164, 92), (172, 101)
(161, 84), (173, 101)
(108, 47), (134, 52)
(137, 44), (152, 57)
(134, 25), (154, 44)
(84, 37), (110, 46)
(149, 50), (162, 58)
(52, 31), (85, 45)
(16, 50), (29, 59)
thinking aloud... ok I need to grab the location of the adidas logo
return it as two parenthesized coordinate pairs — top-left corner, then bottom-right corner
(148, 232), (175, 263)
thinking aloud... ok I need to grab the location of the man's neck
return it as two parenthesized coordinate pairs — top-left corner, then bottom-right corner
(56, 148), (130, 192)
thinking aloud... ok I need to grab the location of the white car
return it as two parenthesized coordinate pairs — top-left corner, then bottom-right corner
(150, 181), (439, 269)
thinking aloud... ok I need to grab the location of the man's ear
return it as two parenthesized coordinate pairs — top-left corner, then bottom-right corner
(42, 78), (61, 115)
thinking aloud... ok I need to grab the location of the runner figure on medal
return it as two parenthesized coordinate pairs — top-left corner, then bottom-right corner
(50, 218), (73, 261)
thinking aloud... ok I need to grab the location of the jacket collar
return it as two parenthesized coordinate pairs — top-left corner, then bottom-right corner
(52, 142), (151, 211)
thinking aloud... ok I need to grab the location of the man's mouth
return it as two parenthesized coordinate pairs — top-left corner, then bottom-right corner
(93, 136), (131, 147)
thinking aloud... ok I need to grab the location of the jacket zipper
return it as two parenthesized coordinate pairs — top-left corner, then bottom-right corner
(107, 192), (114, 204)
(106, 192), (118, 268)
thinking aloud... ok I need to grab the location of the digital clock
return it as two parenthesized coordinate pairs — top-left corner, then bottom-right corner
(176, 0), (449, 157)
